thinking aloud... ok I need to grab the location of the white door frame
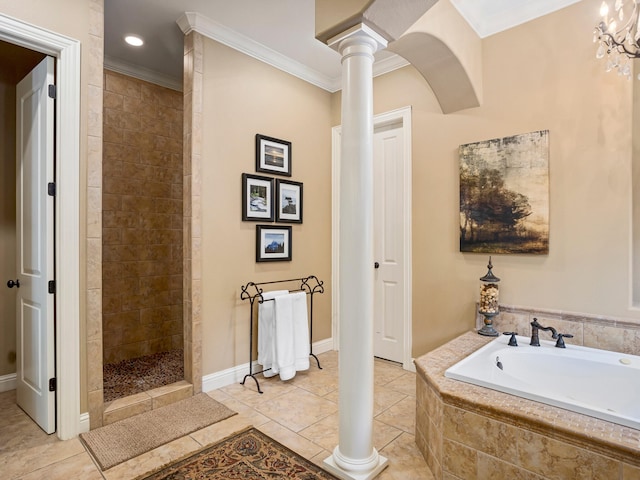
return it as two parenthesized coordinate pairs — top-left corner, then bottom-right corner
(331, 106), (413, 371)
(0, 13), (81, 440)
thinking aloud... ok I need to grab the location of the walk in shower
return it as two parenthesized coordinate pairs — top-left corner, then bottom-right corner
(102, 70), (183, 401)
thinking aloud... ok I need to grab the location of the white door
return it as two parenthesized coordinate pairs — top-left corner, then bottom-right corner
(331, 108), (412, 368)
(373, 122), (406, 363)
(15, 56), (56, 434)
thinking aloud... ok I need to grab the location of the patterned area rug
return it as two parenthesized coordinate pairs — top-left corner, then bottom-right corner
(139, 427), (339, 480)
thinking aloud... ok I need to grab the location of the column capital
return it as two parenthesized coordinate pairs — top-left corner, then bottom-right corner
(327, 23), (388, 55)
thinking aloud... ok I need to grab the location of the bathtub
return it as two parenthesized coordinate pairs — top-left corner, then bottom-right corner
(444, 334), (640, 430)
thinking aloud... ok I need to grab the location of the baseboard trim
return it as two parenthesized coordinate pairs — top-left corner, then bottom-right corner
(202, 338), (334, 392)
(78, 412), (90, 434)
(0, 373), (16, 393)
(404, 358), (417, 373)
(309, 337), (334, 356)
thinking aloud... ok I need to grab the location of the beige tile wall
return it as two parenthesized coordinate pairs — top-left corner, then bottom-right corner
(478, 304), (640, 355)
(102, 70), (183, 364)
(86, 0), (105, 430)
(182, 31), (203, 394)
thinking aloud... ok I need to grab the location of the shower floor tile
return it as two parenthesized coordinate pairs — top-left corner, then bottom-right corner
(103, 349), (184, 402)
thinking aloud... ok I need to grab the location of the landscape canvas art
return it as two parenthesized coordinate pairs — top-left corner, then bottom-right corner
(459, 130), (549, 254)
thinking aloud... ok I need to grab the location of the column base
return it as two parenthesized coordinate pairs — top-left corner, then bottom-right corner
(323, 454), (388, 480)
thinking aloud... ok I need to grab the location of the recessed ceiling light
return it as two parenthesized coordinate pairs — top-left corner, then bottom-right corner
(124, 35), (144, 47)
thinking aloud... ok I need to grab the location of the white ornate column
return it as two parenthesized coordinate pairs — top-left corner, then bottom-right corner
(323, 24), (388, 480)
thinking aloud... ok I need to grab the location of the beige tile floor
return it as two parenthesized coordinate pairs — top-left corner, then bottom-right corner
(0, 351), (434, 479)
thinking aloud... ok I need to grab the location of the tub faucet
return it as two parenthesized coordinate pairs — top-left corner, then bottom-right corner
(530, 318), (558, 347)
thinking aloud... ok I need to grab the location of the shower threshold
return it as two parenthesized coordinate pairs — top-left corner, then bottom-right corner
(102, 380), (193, 425)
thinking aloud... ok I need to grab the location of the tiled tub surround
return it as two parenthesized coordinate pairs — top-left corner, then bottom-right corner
(415, 332), (640, 479)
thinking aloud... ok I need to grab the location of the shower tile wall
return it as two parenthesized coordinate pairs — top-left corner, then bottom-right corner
(102, 70), (183, 364)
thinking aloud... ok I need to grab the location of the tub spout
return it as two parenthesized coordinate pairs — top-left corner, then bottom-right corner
(530, 318), (558, 347)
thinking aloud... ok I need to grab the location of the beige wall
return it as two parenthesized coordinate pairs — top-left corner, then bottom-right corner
(349, 0), (637, 356)
(0, 73), (16, 377)
(196, 0), (637, 368)
(0, 0), (103, 413)
(199, 39), (333, 375)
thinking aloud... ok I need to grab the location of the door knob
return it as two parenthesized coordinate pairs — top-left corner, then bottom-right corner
(7, 279), (20, 288)
(374, 262), (380, 269)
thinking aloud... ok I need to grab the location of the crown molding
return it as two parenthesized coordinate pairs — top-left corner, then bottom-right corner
(176, 11), (409, 93)
(177, 12), (339, 92)
(373, 54), (410, 78)
(176, 12), (409, 93)
(104, 55), (183, 91)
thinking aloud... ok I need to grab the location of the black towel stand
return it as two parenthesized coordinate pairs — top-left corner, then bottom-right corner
(239, 275), (324, 393)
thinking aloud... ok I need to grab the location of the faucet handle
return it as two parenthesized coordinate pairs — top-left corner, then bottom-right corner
(555, 333), (573, 349)
(503, 331), (518, 347)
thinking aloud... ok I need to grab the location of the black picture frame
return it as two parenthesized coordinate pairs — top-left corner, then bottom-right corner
(256, 225), (292, 262)
(276, 179), (303, 223)
(256, 134), (291, 177)
(242, 173), (274, 221)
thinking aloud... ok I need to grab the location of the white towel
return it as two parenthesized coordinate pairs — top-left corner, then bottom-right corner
(291, 292), (310, 372)
(257, 290), (288, 377)
(273, 292), (309, 380)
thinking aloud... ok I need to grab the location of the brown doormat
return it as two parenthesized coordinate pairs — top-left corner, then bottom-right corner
(138, 427), (339, 480)
(80, 393), (236, 471)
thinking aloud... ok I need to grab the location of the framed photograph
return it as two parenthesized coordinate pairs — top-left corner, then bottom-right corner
(256, 134), (291, 176)
(242, 173), (274, 221)
(256, 225), (292, 262)
(276, 179), (303, 223)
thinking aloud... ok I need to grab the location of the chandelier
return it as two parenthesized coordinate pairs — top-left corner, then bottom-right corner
(594, 0), (640, 79)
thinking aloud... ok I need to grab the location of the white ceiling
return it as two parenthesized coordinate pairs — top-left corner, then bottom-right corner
(449, 0), (581, 38)
(104, 0), (583, 91)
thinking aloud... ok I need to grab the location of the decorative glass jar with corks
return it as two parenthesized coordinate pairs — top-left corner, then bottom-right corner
(478, 256), (500, 336)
